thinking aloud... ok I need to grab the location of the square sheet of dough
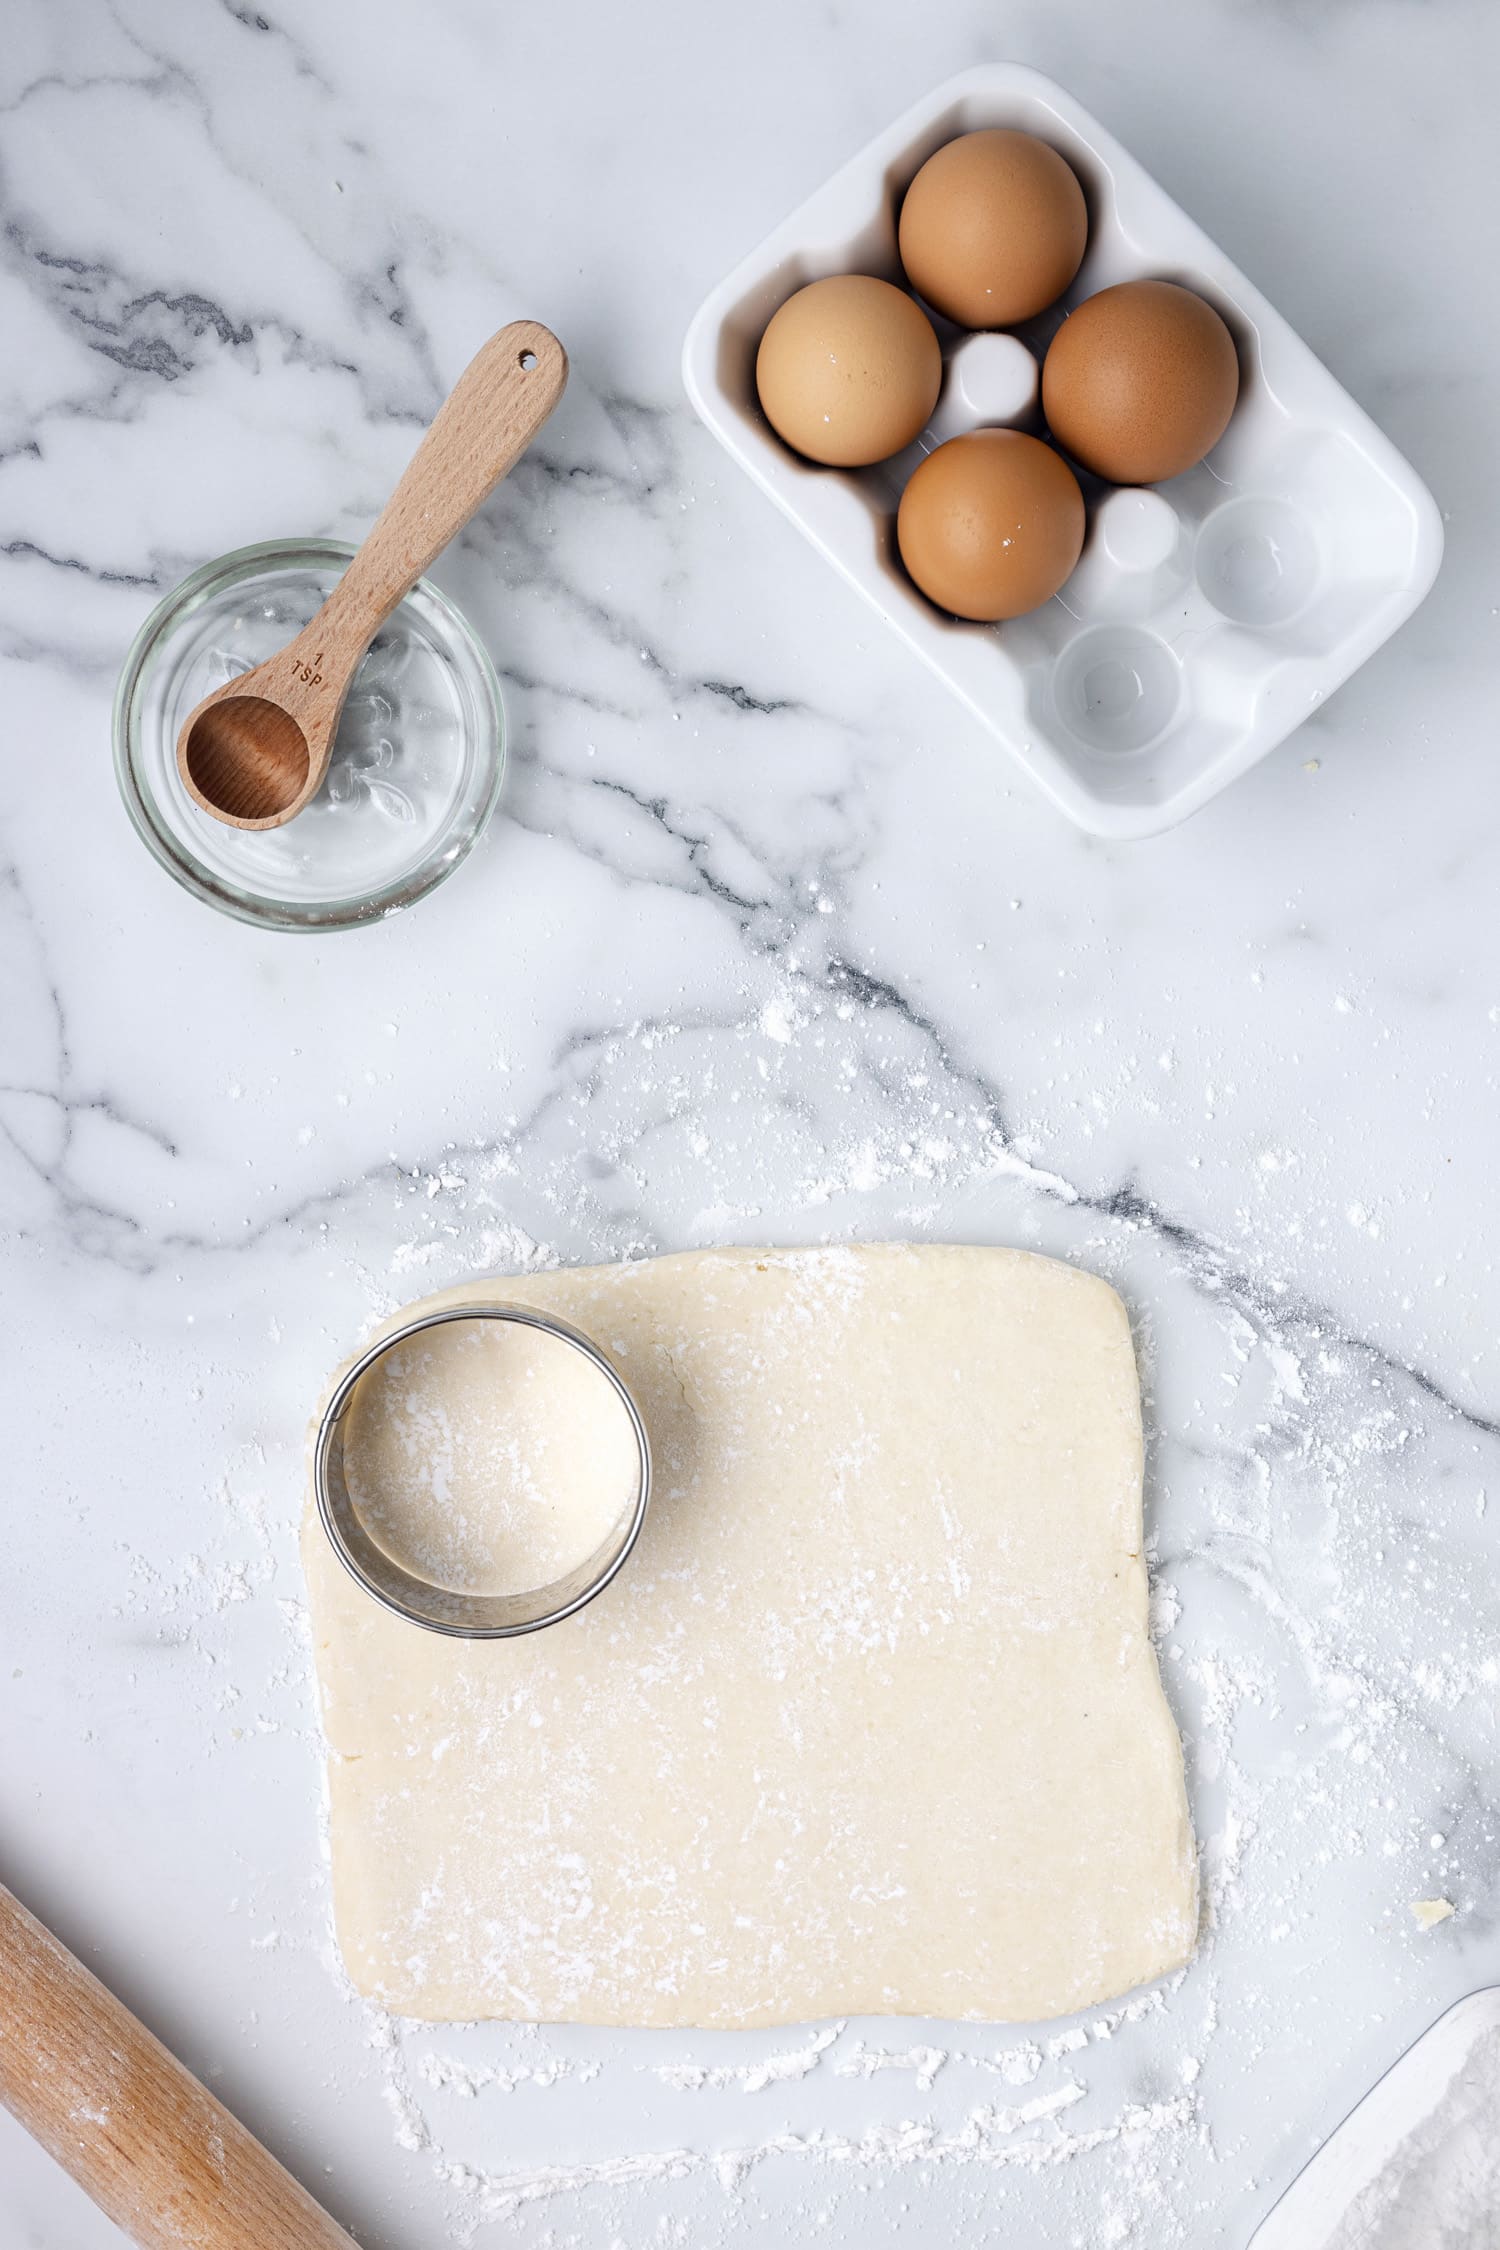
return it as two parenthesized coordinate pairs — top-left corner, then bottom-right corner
(304, 1246), (1196, 2027)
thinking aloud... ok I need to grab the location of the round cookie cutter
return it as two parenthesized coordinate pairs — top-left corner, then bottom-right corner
(315, 1303), (652, 1638)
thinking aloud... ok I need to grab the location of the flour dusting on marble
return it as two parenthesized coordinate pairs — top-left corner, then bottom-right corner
(253, 1022), (1492, 2243)
(83, 966), (1500, 2248)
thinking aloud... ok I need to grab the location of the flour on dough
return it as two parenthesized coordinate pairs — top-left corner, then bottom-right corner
(304, 1245), (1197, 2028)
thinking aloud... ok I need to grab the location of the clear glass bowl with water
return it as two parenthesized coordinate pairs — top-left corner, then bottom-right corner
(114, 540), (504, 931)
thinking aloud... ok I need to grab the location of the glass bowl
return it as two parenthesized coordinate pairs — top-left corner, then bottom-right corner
(114, 539), (505, 931)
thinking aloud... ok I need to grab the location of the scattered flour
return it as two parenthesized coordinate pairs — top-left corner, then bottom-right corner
(154, 962), (1497, 2249)
(834, 2039), (947, 2091)
(429, 2077), (1177, 2220)
(655, 2025), (841, 2094)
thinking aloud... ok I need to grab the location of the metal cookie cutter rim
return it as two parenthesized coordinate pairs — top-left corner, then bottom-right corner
(315, 1302), (652, 1639)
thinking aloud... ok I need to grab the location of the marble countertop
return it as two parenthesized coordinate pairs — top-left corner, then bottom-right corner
(3, 2), (1497, 2243)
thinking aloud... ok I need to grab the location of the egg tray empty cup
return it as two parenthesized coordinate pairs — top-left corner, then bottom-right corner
(681, 64), (1443, 840)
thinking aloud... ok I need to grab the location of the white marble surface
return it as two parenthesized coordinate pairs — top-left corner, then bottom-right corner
(2, 2), (1498, 2244)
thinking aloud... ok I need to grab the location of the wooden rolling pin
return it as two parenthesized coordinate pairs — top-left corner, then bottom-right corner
(0, 1882), (357, 2249)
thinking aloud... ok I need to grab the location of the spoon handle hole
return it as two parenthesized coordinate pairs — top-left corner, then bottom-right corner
(518, 349), (538, 371)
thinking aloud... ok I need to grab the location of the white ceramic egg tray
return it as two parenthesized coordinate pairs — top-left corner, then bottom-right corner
(682, 65), (1443, 839)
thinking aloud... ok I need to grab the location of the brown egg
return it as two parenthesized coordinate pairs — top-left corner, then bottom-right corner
(1042, 279), (1240, 484)
(897, 430), (1085, 622)
(898, 129), (1088, 328)
(755, 275), (941, 468)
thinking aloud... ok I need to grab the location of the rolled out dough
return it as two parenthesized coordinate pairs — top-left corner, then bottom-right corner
(304, 1245), (1197, 2027)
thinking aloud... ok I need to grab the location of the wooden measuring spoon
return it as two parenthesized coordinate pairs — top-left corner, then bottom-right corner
(177, 319), (567, 830)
